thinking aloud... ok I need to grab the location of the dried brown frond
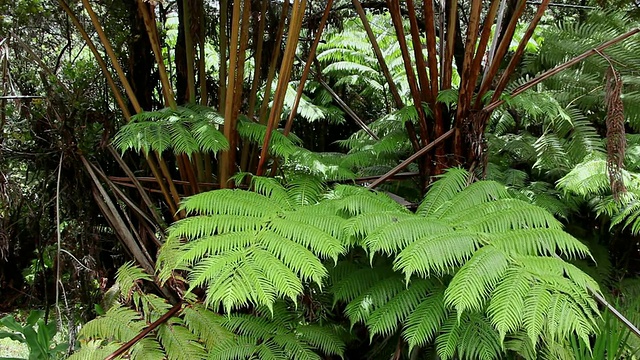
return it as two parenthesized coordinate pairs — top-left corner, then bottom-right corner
(605, 67), (626, 200)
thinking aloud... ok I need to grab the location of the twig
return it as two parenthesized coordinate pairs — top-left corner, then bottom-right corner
(105, 302), (183, 360)
(55, 152), (63, 328)
(367, 129), (455, 189)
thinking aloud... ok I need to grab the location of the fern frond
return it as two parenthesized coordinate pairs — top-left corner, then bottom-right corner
(115, 262), (153, 301)
(435, 315), (461, 360)
(416, 168), (470, 216)
(67, 341), (120, 360)
(433, 181), (510, 219)
(362, 217), (451, 256)
(444, 246), (510, 316)
(78, 305), (145, 342)
(365, 279), (434, 339)
(179, 189), (284, 217)
(394, 231), (480, 279)
(344, 275), (406, 326)
(487, 267), (531, 341)
(488, 228), (590, 258)
(403, 288), (447, 351)
(295, 325), (345, 356)
(182, 305), (233, 351)
(156, 319), (207, 360)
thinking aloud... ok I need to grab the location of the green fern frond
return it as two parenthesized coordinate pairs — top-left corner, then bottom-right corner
(250, 176), (294, 209)
(394, 231), (480, 279)
(435, 315), (462, 360)
(284, 174), (326, 205)
(67, 341), (120, 360)
(115, 262), (153, 301)
(79, 305), (145, 342)
(344, 275), (406, 326)
(444, 246), (510, 316)
(456, 313), (503, 360)
(433, 181), (510, 219)
(182, 305), (233, 351)
(417, 167), (470, 217)
(179, 189), (284, 217)
(330, 263), (394, 305)
(157, 318), (207, 360)
(403, 288), (447, 351)
(295, 325), (345, 356)
(112, 107), (229, 156)
(488, 228), (590, 258)
(486, 267), (531, 341)
(129, 338), (165, 360)
(365, 279), (434, 339)
(363, 218), (451, 256)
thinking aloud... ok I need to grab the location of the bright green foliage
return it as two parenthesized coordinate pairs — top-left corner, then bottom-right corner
(73, 170), (599, 359)
(71, 262), (345, 360)
(112, 105), (229, 157)
(331, 168), (597, 358)
(157, 178), (346, 313)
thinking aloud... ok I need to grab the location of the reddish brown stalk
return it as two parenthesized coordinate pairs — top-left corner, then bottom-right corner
(283, 0), (334, 136)
(220, 0), (244, 187)
(241, 0), (268, 172)
(219, 0), (228, 112)
(475, 0), (526, 108)
(406, 0), (433, 104)
(137, 1), (177, 108)
(256, 0), (307, 176)
(80, 0), (142, 113)
(257, 1), (290, 125)
(353, 0), (404, 109)
(441, 0), (457, 90)
(489, 0), (550, 104)
(353, 0), (419, 151)
(455, 0), (482, 123)
(422, 0), (440, 103)
(453, 0), (483, 158)
(483, 28), (640, 113)
(106, 302), (183, 360)
(387, 0), (428, 146)
(367, 129), (455, 189)
(465, 0), (501, 107)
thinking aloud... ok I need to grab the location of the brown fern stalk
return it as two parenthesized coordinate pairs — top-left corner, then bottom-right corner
(605, 67), (626, 199)
(387, 0), (428, 147)
(283, 0), (334, 136)
(256, 0), (307, 176)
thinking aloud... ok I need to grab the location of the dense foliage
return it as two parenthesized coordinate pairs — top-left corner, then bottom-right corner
(2, 0), (640, 359)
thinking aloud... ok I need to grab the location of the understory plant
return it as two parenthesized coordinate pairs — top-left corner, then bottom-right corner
(71, 169), (600, 359)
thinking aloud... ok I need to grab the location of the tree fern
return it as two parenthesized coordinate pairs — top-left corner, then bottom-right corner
(113, 106), (229, 157)
(329, 168), (599, 359)
(159, 182), (346, 313)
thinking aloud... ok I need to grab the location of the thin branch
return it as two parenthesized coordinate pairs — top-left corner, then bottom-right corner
(484, 28), (640, 112)
(367, 128), (455, 189)
(105, 302), (183, 360)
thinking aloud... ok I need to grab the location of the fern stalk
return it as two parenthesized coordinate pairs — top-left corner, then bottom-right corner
(283, 0), (334, 136)
(256, 0), (308, 176)
(240, 0), (268, 173)
(105, 302), (183, 360)
(489, 0), (551, 106)
(484, 27), (640, 113)
(220, 0), (246, 187)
